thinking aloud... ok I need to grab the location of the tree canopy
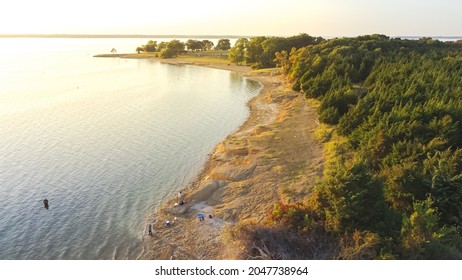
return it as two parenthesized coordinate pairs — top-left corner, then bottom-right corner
(216, 39), (231, 51)
(267, 35), (462, 259)
(229, 38), (248, 65)
(136, 40), (157, 53)
(228, 34), (324, 68)
(158, 39), (186, 58)
(136, 39), (220, 56)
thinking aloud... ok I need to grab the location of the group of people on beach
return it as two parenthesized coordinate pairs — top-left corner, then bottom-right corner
(146, 191), (186, 236)
(197, 213), (213, 221)
(146, 190), (214, 236)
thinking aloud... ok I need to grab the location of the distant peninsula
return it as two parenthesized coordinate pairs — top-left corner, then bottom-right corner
(0, 34), (246, 39)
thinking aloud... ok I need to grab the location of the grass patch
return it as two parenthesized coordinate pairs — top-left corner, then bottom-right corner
(254, 130), (275, 139)
(262, 153), (276, 160)
(96, 50), (230, 64)
(251, 68), (278, 75)
(281, 184), (297, 197)
(177, 50), (230, 64)
(288, 162), (307, 176)
(314, 123), (334, 143)
(272, 165), (284, 174)
(236, 182), (248, 189)
(121, 53), (159, 59)
(176, 55), (229, 65)
(184, 50), (229, 58)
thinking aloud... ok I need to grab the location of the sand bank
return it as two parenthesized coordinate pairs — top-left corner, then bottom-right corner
(136, 57), (324, 259)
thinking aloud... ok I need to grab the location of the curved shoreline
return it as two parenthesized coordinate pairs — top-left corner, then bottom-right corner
(137, 57), (323, 259)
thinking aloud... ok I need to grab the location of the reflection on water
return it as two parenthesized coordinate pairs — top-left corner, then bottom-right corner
(0, 38), (261, 259)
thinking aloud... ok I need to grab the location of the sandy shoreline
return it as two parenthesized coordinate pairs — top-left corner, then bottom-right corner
(137, 57), (323, 259)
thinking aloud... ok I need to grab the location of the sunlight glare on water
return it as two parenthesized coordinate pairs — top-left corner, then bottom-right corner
(0, 38), (261, 259)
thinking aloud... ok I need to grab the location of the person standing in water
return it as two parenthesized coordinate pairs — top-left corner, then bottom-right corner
(148, 223), (153, 236)
(43, 198), (49, 209)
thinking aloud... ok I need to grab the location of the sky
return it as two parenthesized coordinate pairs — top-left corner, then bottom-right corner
(0, 0), (461, 37)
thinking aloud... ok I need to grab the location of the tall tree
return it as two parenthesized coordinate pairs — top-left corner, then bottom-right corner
(186, 39), (203, 51)
(144, 40), (157, 52)
(216, 39), (231, 50)
(274, 50), (290, 73)
(229, 38), (248, 65)
(245, 36), (266, 67)
(201, 40), (214, 51)
(159, 40), (186, 58)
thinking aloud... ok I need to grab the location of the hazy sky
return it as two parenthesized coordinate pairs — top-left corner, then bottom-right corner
(1, 0), (460, 37)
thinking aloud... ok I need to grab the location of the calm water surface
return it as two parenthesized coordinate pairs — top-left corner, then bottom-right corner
(0, 38), (261, 259)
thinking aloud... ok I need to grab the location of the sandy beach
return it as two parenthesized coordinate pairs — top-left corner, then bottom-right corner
(141, 57), (324, 259)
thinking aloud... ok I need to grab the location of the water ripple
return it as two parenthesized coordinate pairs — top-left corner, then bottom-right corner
(0, 49), (259, 259)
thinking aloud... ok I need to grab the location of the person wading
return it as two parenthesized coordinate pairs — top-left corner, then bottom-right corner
(43, 198), (49, 209)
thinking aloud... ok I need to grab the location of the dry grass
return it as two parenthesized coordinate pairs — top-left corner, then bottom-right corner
(313, 123), (334, 143)
(251, 68), (279, 75)
(227, 223), (337, 260)
(174, 55), (229, 65)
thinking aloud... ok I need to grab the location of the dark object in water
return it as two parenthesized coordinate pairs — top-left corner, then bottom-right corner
(43, 198), (49, 209)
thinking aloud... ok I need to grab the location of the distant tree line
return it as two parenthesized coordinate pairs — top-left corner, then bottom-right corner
(263, 35), (462, 259)
(136, 39), (232, 58)
(228, 34), (324, 68)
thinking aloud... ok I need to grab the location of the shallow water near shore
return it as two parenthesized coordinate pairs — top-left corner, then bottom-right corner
(0, 38), (261, 259)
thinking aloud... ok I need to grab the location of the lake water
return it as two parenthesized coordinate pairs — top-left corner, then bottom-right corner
(0, 38), (261, 259)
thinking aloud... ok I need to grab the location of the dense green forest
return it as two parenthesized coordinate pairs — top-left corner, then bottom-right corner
(234, 35), (462, 259)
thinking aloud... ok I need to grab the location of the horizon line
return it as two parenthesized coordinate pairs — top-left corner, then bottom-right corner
(1, 33), (461, 39)
(0, 34), (252, 39)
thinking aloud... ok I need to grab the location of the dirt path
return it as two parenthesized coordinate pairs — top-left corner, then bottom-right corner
(141, 63), (323, 260)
